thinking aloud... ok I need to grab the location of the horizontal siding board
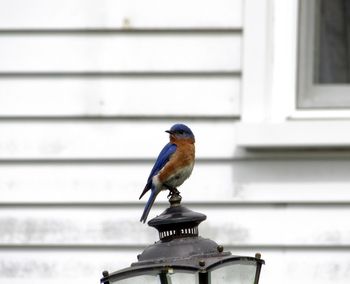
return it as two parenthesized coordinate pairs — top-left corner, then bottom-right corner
(1, 249), (350, 284)
(0, 33), (241, 72)
(0, 77), (240, 117)
(0, 121), (236, 159)
(263, 249), (350, 284)
(0, 250), (123, 284)
(0, 163), (234, 203)
(0, 0), (242, 29)
(2, 160), (350, 203)
(0, 206), (349, 246)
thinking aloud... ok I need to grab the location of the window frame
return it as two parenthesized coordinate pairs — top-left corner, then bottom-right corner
(238, 0), (350, 148)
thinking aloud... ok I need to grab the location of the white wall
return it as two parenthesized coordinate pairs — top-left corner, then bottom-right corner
(0, 1), (349, 284)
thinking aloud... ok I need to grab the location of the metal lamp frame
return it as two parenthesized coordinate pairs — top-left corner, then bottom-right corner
(101, 193), (265, 284)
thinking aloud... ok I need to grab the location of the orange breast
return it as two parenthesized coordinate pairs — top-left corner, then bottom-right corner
(158, 138), (195, 184)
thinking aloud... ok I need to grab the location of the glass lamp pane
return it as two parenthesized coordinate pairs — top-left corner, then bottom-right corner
(210, 263), (257, 284)
(169, 272), (199, 284)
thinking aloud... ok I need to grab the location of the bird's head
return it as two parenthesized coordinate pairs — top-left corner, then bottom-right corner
(165, 124), (195, 142)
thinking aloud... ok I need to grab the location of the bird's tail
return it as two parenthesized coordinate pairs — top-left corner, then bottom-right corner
(140, 190), (157, 223)
(139, 183), (150, 200)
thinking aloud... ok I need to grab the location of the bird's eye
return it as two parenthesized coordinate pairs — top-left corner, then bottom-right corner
(178, 130), (184, 135)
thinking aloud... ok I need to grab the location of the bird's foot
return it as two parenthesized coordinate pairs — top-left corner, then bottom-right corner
(167, 188), (182, 206)
(167, 187), (180, 198)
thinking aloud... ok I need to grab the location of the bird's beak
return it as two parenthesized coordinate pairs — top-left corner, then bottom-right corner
(165, 130), (172, 134)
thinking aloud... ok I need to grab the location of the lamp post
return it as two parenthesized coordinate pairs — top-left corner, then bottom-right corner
(101, 193), (264, 284)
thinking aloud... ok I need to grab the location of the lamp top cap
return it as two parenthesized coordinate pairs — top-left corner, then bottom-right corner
(147, 193), (206, 238)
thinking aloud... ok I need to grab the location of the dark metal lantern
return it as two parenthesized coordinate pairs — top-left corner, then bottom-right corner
(101, 194), (264, 284)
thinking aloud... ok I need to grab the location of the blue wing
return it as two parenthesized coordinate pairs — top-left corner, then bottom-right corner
(139, 142), (177, 199)
(146, 143), (177, 184)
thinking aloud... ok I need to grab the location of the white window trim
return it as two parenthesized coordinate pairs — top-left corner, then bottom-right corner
(237, 0), (350, 148)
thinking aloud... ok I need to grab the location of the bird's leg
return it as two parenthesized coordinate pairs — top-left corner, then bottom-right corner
(167, 187), (182, 206)
(167, 187), (180, 198)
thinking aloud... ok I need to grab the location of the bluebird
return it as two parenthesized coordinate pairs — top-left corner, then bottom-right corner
(139, 124), (195, 223)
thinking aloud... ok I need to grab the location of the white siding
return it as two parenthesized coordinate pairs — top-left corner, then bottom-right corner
(0, 121), (236, 159)
(0, 77), (240, 117)
(0, 0), (242, 29)
(1, 206), (349, 246)
(0, 33), (241, 72)
(0, 1), (243, 283)
(0, 1), (349, 284)
(2, 160), (350, 203)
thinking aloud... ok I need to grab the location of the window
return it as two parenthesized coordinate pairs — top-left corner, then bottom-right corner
(238, 0), (350, 148)
(298, 0), (350, 108)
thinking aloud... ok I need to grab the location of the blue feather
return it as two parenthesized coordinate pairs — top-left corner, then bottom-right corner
(139, 143), (177, 200)
(147, 143), (177, 183)
(140, 189), (157, 223)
